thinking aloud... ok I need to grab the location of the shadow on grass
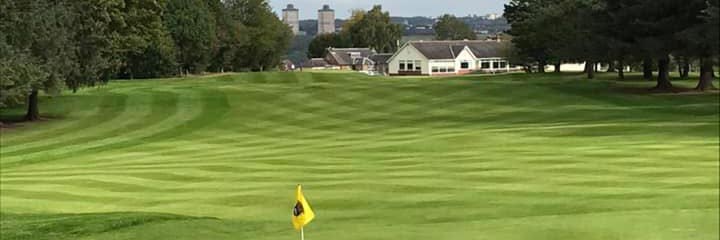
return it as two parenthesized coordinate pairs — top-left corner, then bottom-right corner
(0, 212), (218, 240)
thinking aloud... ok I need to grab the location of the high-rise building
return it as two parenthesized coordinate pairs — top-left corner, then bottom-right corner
(317, 4), (335, 34)
(282, 4), (300, 35)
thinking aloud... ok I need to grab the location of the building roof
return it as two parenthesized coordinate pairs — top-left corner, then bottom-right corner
(407, 40), (506, 60)
(302, 58), (330, 68)
(283, 4), (298, 11)
(319, 4), (333, 11)
(325, 48), (376, 66)
(369, 53), (393, 65)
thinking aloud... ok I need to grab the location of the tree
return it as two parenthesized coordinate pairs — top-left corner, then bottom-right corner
(164, 0), (216, 74)
(307, 33), (350, 58)
(65, 0), (126, 93)
(343, 5), (402, 53)
(226, 0), (292, 71)
(116, 0), (177, 78)
(1, 0), (74, 120)
(619, 0), (708, 90)
(434, 14), (477, 40)
(207, 0), (246, 72)
(505, 0), (557, 72)
(679, 0), (719, 90)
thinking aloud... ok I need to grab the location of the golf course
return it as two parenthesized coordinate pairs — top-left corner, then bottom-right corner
(0, 72), (718, 240)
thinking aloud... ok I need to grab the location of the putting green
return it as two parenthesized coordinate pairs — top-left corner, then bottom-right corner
(1, 72), (718, 239)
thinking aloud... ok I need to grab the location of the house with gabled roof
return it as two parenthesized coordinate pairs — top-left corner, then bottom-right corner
(324, 47), (377, 70)
(386, 40), (513, 76)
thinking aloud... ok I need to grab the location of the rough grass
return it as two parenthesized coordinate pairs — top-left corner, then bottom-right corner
(0, 72), (718, 240)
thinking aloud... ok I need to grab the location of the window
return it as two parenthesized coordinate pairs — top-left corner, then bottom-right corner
(399, 60), (405, 71)
(493, 62), (499, 69)
(500, 62), (507, 68)
(415, 61), (422, 71)
(432, 66), (439, 73)
(439, 67), (447, 73)
(407, 62), (414, 71)
(448, 67), (455, 72)
(481, 62), (490, 69)
(461, 62), (469, 69)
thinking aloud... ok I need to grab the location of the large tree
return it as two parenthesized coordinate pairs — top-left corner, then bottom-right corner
(226, 0), (292, 71)
(343, 5), (402, 53)
(164, 0), (216, 74)
(434, 14), (477, 40)
(620, 0), (708, 90)
(307, 33), (350, 58)
(679, 0), (719, 90)
(1, 0), (74, 120)
(504, 0), (557, 72)
(115, 0), (177, 79)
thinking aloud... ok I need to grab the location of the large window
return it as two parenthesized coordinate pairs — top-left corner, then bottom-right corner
(461, 62), (469, 69)
(399, 60), (406, 71)
(493, 62), (500, 69)
(481, 61), (490, 69)
(500, 61), (507, 68)
(406, 62), (414, 71)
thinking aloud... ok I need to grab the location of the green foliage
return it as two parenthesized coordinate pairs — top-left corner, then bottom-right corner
(343, 5), (402, 53)
(223, 0), (292, 71)
(65, 0), (124, 91)
(0, 0), (72, 107)
(115, 0), (177, 78)
(504, 0), (556, 69)
(307, 33), (350, 58)
(164, 0), (216, 74)
(433, 14), (477, 40)
(287, 35), (314, 65)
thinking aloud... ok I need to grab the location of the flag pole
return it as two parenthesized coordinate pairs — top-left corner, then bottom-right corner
(301, 227), (305, 240)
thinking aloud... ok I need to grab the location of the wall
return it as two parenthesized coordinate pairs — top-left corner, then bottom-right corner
(388, 44), (429, 75)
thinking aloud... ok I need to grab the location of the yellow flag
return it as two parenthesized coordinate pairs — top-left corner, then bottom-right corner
(292, 185), (315, 230)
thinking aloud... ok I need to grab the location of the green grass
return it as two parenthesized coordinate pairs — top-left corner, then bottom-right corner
(1, 72), (718, 240)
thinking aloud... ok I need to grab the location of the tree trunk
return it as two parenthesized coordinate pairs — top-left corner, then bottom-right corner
(681, 60), (690, 79)
(538, 59), (547, 73)
(654, 56), (673, 90)
(643, 57), (653, 80)
(25, 90), (40, 121)
(586, 61), (595, 79)
(695, 59), (716, 91)
(617, 59), (625, 80)
(606, 61), (616, 72)
(554, 61), (561, 73)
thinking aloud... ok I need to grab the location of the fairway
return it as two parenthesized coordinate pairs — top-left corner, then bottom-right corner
(1, 72), (718, 240)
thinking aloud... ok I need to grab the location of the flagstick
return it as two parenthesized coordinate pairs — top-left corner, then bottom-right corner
(300, 227), (305, 240)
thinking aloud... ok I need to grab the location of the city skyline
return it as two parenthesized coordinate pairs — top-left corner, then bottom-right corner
(271, 0), (509, 20)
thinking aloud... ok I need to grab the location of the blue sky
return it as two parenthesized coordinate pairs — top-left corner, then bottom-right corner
(270, 0), (509, 19)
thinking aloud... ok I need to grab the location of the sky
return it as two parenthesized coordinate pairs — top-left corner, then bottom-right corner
(270, 0), (509, 20)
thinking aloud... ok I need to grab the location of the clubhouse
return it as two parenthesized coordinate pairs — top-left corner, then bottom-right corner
(386, 40), (515, 76)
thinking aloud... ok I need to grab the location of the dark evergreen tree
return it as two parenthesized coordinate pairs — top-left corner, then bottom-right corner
(434, 14), (477, 40)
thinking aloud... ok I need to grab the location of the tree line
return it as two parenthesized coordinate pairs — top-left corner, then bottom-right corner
(1, 0), (292, 121)
(307, 5), (402, 58)
(504, 0), (719, 91)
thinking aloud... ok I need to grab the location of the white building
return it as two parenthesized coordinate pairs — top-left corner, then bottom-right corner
(387, 40), (515, 76)
(486, 13), (499, 20)
(317, 5), (335, 34)
(282, 4), (300, 35)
